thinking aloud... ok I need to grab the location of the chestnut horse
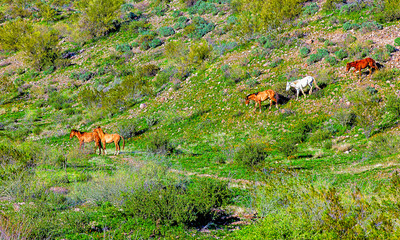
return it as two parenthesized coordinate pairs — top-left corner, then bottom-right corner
(69, 129), (102, 155)
(346, 57), (378, 80)
(93, 126), (125, 155)
(245, 89), (279, 112)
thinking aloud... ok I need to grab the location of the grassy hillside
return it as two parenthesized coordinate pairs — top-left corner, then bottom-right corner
(1, 0), (400, 238)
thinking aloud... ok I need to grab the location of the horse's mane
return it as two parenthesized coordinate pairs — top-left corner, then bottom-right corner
(246, 92), (258, 99)
(71, 129), (85, 134)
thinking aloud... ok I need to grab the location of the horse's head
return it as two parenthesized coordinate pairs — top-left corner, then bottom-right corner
(285, 82), (290, 91)
(244, 94), (252, 105)
(69, 130), (76, 139)
(346, 63), (351, 71)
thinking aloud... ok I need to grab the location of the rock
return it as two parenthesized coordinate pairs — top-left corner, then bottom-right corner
(140, 103), (147, 109)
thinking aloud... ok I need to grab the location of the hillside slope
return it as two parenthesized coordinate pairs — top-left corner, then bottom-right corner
(1, 0), (400, 238)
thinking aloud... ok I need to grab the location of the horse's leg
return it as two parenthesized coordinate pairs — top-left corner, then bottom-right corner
(300, 87), (306, 98)
(309, 83), (313, 95)
(296, 89), (300, 100)
(258, 100), (262, 113)
(103, 141), (107, 155)
(269, 99), (272, 109)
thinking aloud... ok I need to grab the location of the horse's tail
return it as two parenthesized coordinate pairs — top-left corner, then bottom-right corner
(275, 91), (279, 103)
(121, 136), (125, 150)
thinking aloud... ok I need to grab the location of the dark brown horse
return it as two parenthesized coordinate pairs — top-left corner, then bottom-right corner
(69, 129), (102, 155)
(245, 89), (279, 112)
(346, 57), (378, 80)
(93, 126), (125, 155)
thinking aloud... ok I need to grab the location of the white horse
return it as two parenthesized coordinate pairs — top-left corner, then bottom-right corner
(286, 76), (320, 100)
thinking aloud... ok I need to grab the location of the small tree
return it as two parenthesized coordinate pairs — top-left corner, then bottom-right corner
(18, 25), (60, 71)
(76, 0), (124, 38)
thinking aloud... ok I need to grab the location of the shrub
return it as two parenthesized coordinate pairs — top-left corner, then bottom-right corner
(325, 55), (337, 66)
(138, 32), (162, 50)
(117, 121), (137, 138)
(372, 68), (400, 82)
(152, 5), (165, 16)
(303, 3), (319, 15)
(71, 70), (94, 81)
(76, 0), (124, 38)
(360, 21), (383, 33)
(373, 47), (391, 62)
(323, 0), (341, 11)
(334, 49), (348, 60)
(374, 0), (400, 23)
(123, 177), (230, 226)
(214, 41), (238, 56)
(174, 16), (188, 30)
(18, 25), (60, 71)
(233, 143), (269, 167)
(115, 43), (132, 52)
(138, 64), (160, 77)
(307, 54), (323, 65)
(188, 1), (219, 15)
(0, 18), (32, 51)
(146, 133), (175, 155)
(188, 39), (213, 65)
(395, 37), (400, 46)
(386, 44), (396, 53)
(299, 47), (310, 58)
(158, 26), (175, 37)
(234, 0), (304, 32)
(185, 16), (215, 39)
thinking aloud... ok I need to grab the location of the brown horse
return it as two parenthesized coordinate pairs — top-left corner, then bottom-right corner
(245, 89), (279, 112)
(346, 57), (378, 80)
(93, 126), (125, 155)
(69, 129), (102, 155)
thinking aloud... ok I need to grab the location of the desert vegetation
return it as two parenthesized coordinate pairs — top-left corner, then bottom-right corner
(1, 0), (400, 238)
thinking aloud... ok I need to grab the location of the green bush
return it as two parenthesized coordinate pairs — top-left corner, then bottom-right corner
(342, 22), (360, 31)
(138, 31), (163, 50)
(325, 55), (337, 66)
(233, 143), (269, 167)
(152, 5), (165, 16)
(174, 16), (188, 30)
(0, 18), (32, 51)
(188, 1), (219, 15)
(18, 25), (60, 71)
(386, 44), (396, 53)
(323, 0), (342, 11)
(76, 0), (124, 38)
(372, 68), (400, 82)
(307, 53), (323, 65)
(360, 21), (383, 33)
(233, 0), (305, 32)
(395, 37), (400, 46)
(48, 92), (72, 110)
(123, 178), (230, 226)
(299, 47), (310, 58)
(303, 3), (319, 15)
(146, 133), (176, 155)
(373, 47), (391, 62)
(138, 64), (160, 77)
(188, 39), (213, 65)
(172, 10), (182, 18)
(374, 0), (400, 23)
(185, 16), (215, 39)
(117, 121), (137, 138)
(334, 49), (348, 60)
(158, 26), (175, 37)
(115, 43), (132, 52)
